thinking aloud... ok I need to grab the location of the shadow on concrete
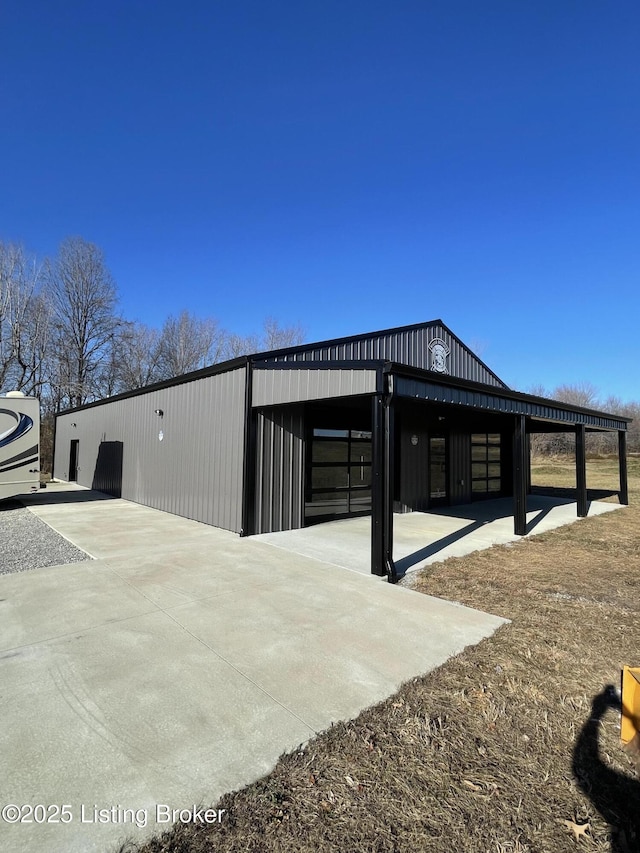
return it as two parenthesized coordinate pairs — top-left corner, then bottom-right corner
(572, 685), (640, 852)
(525, 504), (555, 534)
(394, 495), (575, 578)
(426, 493), (574, 523)
(531, 485), (620, 502)
(0, 500), (23, 513)
(395, 519), (487, 577)
(19, 488), (115, 506)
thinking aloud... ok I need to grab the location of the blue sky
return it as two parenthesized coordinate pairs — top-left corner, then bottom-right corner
(2, 1), (639, 401)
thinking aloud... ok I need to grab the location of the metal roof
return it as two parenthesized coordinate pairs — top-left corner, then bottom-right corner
(388, 363), (630, 431)
(54, 322), (630, 430)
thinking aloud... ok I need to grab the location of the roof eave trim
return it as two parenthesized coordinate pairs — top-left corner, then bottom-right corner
(388, 362), (632, 423)
(55, 356), (249, 416)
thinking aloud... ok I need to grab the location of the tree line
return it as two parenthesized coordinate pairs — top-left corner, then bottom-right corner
(528, 381), (640, 456)
(0, 236), (304, 411)
(2, 236), (636, 465)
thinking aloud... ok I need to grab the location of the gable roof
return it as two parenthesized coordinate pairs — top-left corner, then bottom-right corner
(252, 319), (508, 389)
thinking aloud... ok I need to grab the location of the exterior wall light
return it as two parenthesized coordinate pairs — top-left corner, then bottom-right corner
(154, 409), (164, 417)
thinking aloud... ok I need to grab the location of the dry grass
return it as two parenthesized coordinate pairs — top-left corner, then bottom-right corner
(120, 457), (640, 853)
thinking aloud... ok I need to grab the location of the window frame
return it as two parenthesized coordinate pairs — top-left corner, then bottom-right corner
(470, 432), (503, 497)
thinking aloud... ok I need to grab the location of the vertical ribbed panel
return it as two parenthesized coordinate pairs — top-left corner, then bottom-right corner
(53, 367), (246, 532)
(254, 406), (304, 533)
(396, 415), (430, 513)
(267, 323), (504, 387)
(395, 412), (473, 510)
(252, 368), (377, 406)
(448, 429), (472, 505)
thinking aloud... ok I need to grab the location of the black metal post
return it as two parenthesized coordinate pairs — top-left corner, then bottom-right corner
(240, 360), (255, 536)
(384, 394), (397, 583)
(513, 414), (527, 535)
(371, 393), (386, 576)
(619, 429), (629, 506)
(575, 423), (587, 517)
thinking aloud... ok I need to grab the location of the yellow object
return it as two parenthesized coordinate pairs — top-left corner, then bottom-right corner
(621, 666), (640, 745)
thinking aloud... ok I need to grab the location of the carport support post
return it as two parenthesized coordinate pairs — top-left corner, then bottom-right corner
(513, 414), (527, 535)
(240, 359), (256, 536)
(619, 430), (629, 506)
(371, 383), (397, 581)
(371, 394), (386, 576)
(384, 394), (397, 583)
(575, 424), (588, 518)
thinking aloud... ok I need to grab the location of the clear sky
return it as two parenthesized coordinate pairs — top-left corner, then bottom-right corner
(2, 1), (639, 401)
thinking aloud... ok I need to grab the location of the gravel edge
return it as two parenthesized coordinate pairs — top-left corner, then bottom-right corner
(0, 500), (92, 575)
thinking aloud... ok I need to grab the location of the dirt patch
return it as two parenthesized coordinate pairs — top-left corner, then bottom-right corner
(119, 457), (640, 853)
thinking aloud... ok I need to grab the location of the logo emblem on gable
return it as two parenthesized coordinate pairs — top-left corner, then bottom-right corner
(428, 338), (450, 374)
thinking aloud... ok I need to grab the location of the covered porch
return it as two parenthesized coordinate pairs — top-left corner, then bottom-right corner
(371, 364), (630, 580)
(245, 359), (630, 580)
(253, 493), (623, 579)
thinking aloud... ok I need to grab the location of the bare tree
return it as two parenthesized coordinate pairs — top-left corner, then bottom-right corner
(13, 291), (51, 396)
(156, 311), (226, 379)
(553, 381), (600, 409)
(0, 244), (16, 388)
(0, 242), (50, 395)
(47, 237), (119, 408)
(261, 317), (305, 351)
(221, 332), (260, 360)
(529, 382), (637, 457)
(623, 401), (640, 454)
(106, 321), (164, 392)
(220, 317), (305, 360)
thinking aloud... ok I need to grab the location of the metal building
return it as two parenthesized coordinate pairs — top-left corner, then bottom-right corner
(53, 320), (630, 580)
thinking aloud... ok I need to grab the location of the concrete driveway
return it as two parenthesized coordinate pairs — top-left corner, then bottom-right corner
(1, 485), (506, 852)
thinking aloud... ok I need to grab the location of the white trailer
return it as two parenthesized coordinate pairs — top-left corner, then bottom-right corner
(0, 391), (40, 501)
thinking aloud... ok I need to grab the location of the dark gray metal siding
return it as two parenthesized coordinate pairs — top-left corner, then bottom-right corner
(395, 419), (472, 511)
(54, 366), (246, 532)
(264, 323), (505, 387)
(395, 376), (628, 431)
(254, 406), (305, 533)
(448, 429), (472, 505)
(396, 414), (430, 513)
(252, 368), (377, 407)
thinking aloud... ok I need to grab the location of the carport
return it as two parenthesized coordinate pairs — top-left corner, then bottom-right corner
(248, 359), (630, 582)
(369, 363), (630, 581)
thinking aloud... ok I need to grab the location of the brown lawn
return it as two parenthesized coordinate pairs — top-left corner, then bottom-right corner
(120, 457), (640, 853)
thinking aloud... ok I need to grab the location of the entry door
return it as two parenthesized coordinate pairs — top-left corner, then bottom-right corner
(429, 435), (448, 505)
(69, 440), (79, 482)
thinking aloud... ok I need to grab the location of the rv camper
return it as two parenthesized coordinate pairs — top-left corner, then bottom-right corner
(0, 391), (40, 501)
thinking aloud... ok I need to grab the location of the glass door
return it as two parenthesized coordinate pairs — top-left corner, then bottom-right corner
(429, 435), (447, 504)
(305, 428), (372, 523)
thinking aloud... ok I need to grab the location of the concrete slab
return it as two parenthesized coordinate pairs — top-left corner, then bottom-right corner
(254, 495), (623, 577)
(1, 612), (312, 853)
(1, 485), (507, 853)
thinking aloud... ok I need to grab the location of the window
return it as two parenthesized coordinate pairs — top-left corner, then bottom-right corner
(306, 428), (372, 521)
(471, 433), (502, 496)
